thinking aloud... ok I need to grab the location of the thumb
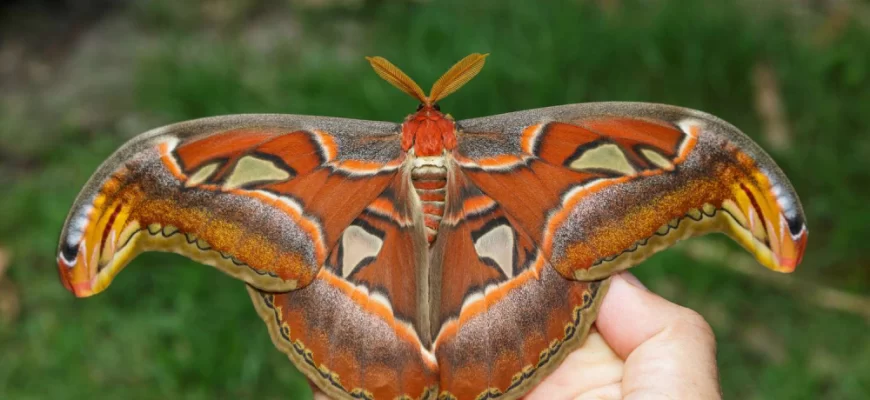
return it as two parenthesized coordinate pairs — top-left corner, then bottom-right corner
(596, 273), (722, 399)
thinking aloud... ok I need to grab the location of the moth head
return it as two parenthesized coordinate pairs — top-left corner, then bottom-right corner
(366, 53), (488, 109)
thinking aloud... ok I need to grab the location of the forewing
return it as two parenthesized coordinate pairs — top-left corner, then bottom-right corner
(57, 114), (404, 296)
(454, 102), (808, 281)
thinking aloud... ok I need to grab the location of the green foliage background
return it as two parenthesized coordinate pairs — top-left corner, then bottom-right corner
(1, 0), (868, 398)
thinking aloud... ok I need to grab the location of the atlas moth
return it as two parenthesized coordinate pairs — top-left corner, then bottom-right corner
(57, 53), (807, 399)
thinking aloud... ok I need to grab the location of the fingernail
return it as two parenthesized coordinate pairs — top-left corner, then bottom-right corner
(618, 271), (648, 290)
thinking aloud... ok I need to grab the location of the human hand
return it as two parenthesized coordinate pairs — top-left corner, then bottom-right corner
(525, 272), (721, 399)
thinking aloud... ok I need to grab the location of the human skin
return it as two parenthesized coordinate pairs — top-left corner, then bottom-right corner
(524, 272), (722, 399)
(312, 272), (722, 400)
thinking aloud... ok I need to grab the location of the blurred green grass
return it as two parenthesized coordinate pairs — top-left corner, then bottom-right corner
(1, 0), (869, 398)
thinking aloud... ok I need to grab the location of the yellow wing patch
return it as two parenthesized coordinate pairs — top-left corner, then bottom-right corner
(639, 148), (675, 170)
(568, 143), (636, 175)
(224, 156), (293, 189)
(186, 163), (220, 187)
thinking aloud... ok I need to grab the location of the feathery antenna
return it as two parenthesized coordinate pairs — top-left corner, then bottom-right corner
(366, 56), (428, 104)
(428, 53), (488, 103)
(367, 53), (488, 106)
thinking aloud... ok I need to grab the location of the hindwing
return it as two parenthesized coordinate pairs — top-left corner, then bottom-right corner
(250, 169), (437, 400)
(429, 167), (608, 399)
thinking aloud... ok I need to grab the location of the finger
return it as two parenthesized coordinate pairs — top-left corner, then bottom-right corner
(523, 330), (624, 400)
(596, 273), (721, 399)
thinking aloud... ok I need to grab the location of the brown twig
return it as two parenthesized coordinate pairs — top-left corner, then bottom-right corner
(0, 247), (19, 325)
(752, 62), (792, 152)
(682, 240), (870, 322)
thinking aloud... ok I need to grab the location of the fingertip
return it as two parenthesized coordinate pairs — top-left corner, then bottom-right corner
(596, 272), (701, 359)
(593, 273), (721, 398)
(596, 273), (647, 358)
(618, 271), (648, 290)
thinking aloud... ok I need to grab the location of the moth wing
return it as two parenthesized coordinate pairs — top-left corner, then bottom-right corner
(454, 102), (807, 281)
(249, 171), (439, 400)
(430, 167), (608, 399)
(57, 114), (404, 296)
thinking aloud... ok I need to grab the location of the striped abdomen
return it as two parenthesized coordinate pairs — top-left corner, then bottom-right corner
(411, 155), (447, 244)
